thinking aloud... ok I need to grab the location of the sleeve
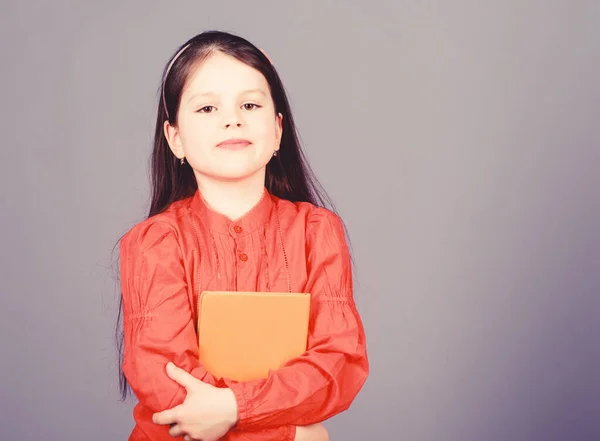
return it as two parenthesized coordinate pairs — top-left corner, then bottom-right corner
(226, 209), (369, 430)
(120, 221), (294, 441)
(224, 426), (296, 441)
(120, 221), (220, 412)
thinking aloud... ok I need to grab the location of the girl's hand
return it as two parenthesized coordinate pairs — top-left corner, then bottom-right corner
(152, 362), (238, 441)
(295, 423), (330, 441)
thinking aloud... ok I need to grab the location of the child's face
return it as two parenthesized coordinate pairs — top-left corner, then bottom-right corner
(164, 51), (282, 183)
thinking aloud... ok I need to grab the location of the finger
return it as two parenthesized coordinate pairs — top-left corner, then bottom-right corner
(165, 362), (197, 390)
(182, 435), (192, 441)
(169, 424), (185, 438)
(153, 404), (182, 425)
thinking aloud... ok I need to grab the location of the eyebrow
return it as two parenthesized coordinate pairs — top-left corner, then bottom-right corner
(187, 89), (267, 103)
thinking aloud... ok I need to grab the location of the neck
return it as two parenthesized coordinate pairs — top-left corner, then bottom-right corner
(194, 169), (266, 221)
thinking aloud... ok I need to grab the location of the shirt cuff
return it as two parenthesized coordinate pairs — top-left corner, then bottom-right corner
(284, 424), (296, 441)
(229, 382), (250, 429)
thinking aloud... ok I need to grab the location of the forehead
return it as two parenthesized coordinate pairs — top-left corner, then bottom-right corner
(183, 51), (269, 97)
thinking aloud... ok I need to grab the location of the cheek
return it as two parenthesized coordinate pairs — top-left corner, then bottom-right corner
(179, 119), (214, 149)
(253, 115), (278, 141)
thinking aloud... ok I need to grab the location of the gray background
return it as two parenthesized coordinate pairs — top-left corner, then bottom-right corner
(1, 1), (599, 440)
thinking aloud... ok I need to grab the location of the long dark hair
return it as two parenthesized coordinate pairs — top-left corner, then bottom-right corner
(115, 30), (341, 401)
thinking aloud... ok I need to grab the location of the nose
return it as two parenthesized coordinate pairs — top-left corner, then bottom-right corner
(223, 109), (244, 128)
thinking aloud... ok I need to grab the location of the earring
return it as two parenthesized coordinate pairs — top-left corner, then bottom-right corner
(180, 157), (185, 165)
(273, 151), (278, 157)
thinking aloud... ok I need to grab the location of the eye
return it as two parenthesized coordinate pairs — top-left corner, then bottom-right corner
(197, 105), (216, 113)
(242, 103), (261, 111)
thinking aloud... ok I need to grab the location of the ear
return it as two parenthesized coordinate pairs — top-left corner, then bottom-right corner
(275, 112), (283, 152)
(163, 120), (185, 159)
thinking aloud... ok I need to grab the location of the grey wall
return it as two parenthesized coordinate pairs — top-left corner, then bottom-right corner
(1, 1), (598, 440)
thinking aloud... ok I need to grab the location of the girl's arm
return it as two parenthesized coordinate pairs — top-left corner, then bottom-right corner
(224, 208), (369, 431)
(226, 423), (329, 441)
(120, 221), (296, 441)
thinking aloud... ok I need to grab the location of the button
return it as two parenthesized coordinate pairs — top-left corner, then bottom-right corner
(239, 253), (248, 262)
(234, 225), (243, 234)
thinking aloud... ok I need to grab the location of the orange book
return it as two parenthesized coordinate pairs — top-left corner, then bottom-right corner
(197, 291), (311, 382)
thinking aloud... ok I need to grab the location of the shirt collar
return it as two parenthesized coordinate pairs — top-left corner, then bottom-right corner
(189, 186), (274, 236)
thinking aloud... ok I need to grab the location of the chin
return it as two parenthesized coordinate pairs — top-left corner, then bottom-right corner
(211, 167), (263, 182)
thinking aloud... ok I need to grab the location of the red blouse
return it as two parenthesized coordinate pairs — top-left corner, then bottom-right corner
(119, 187), (369, 441)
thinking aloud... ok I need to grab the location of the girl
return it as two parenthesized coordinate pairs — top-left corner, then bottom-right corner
(116, 30), (368, 441)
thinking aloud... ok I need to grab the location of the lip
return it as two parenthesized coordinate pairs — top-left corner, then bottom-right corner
(217, 138), (252, 148)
